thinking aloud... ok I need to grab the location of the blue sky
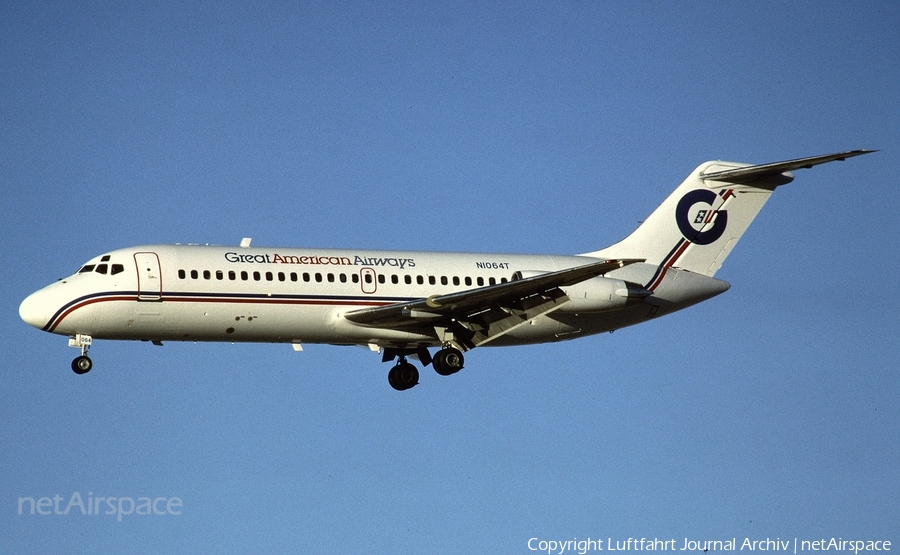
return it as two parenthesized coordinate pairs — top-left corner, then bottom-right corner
(2, 1), (898, 552)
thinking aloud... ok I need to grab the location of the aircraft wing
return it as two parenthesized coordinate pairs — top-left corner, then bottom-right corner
(700, 149), (876, 184)
(343, 258), (643, 349)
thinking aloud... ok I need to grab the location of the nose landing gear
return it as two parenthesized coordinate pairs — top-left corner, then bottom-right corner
(68, 334), (93, 375)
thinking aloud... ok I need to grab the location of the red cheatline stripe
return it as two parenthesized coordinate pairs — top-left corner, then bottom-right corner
(47, 295), (136, 333)
(647, 239), (690, 292)
(47, 294), (398, 332)
(164, 296), (394, 307)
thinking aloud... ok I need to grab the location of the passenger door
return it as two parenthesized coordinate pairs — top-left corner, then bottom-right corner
(134, 252), (162, 301)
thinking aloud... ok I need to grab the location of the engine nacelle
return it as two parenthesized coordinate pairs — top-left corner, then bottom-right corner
(560, 275), (649, 313)
(511, 270), (649, 313)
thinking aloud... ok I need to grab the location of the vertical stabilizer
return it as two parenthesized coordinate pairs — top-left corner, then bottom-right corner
(585, 150), (874, 278)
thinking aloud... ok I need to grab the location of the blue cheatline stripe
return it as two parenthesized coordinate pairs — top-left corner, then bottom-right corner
(43, 290), (419, 332)
(161, 291), (415, 303)
(44, 291), (141, 332)
(644, 238), (689, 291)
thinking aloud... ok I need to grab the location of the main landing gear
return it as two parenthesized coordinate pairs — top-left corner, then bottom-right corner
(386, 347), (465, 391)
(387, 359), (419, 391)
(432, 347), (464, 376)
(69, 334), (93, 375)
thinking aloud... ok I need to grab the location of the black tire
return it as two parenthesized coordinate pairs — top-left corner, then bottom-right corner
(388, 366), (401, 390)
(433, 347), (464, 376)
(71, 356), (92, 375)
(388, 362), (419, 391)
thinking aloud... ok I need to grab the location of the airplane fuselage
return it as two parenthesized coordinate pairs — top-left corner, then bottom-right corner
(21, 244), (724, 349)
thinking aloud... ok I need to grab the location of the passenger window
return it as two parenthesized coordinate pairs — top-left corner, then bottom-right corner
(111, 264), (125, 275)
(78, 265), (95, 274)
(290, 273), (297, 282)
(265, 272), (273, 281)
(191, 270), (199, 279)
(404, 275), (412, 285)
(500, 277), (507, 283)
(178, 269), (186, 279)
(303, 272), (310, 282)
(253, 271), (261, 281)
(453, 276), (460, 286)
(477, 277), (484, 286)
(440, 276), (448, 285)
(489, 277), (496, 285)
(95, 264), (108, 274)
(378, 274), (385, 284)
(465, 277), (472, 286)
(241, 271), (248, 280)
(315, 273), (322, 282)
(216, 270), (224, 280)
(278, 272), (285, 282)
(229, 271), (236, 280)
(364, 274), (372, 284)
(351, 274), (359, 283)
(416, 275), (424, 285)
(339, 274), (347, 283)
(203, 270), (211, 280)
(391, 275), (399, 284)
(327, 273), (334, 283)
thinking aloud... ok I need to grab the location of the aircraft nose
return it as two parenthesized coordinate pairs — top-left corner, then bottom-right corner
(19, 289), (51, 330)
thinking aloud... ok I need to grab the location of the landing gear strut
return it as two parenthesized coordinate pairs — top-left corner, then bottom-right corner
(387, 358), (419, 391)
(69, 334), (93, 375)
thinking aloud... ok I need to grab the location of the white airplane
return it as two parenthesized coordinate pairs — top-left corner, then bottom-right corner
(20, 150), (873, 390)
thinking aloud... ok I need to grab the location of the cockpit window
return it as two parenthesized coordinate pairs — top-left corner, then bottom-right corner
(77, 261), (124, 276)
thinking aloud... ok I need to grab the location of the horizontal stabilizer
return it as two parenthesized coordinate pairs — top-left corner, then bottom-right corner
(700, 149), (876, 184)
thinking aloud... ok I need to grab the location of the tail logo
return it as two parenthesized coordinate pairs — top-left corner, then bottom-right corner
(675, 189), (729, 245)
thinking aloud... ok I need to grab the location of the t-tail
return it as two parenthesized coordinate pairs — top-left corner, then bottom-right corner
(587, 150), (875, 281)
